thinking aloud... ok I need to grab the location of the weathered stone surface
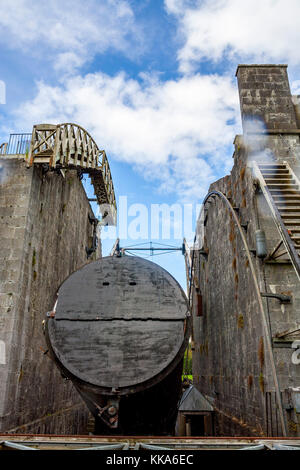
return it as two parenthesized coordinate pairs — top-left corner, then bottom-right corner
(0, 158), (100, 434)
(236, 65), (298, 131)
(193, 65), (300, 437)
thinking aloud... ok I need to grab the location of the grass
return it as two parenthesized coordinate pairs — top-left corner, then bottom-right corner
(182, 375), (193, 381)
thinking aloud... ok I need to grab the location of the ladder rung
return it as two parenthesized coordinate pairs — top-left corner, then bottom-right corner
(270, 188), (299, 191)
(265, 175), (293, 178)
(263, 171), (291, 175)
(268, 184), (299, 189)
(284, 221), (300, 226)
(279, 207), (300, 212)
(258, 164), (287, 168)
(275, 200), (300, 208)
(271, 194), (295, 198)
(262, 174), (291, 178)
(281, 214), (300, 219)
(273, 195), (300, 200)
(265, 178), (294, 184)
(262, 174), (290, 178)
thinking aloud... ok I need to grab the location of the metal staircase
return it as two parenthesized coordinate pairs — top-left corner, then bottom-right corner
(252, 161), (300, 280)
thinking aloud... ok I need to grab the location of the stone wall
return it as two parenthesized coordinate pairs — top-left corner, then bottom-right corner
(192, 65), (300, 437)
(0, 158), (100, 433)
(236, 64), (298, 131)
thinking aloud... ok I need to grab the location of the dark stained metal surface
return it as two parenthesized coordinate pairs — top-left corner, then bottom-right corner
(54, 256), (188, 320)
(49, 320), (184, 387)
(178, 386), (214, 412)
(47, 256), (189, 389)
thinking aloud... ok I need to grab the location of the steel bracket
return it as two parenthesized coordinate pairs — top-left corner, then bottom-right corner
(261, 292), (292, 304)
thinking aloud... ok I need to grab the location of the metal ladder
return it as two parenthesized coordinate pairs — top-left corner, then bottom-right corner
(252, 161), (300, 280)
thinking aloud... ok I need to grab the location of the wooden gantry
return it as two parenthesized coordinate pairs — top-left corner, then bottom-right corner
(25, 123), (116, 222)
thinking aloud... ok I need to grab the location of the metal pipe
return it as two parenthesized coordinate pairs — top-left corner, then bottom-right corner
(273, 443), (300, 450)
(121, 247), (182, 251)
(239, 444), (266, 450)
(139, 443), (172, 450)
(2, 441), (38, 450)
(202, 190), (288, 437)
(78, 443), (125, 450)
(260, 293), (291, 303)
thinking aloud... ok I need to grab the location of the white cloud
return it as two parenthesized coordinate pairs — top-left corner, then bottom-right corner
(0, 0), (140, 72)
(54, 52), (86, 75)
(291, 80), (300, 95)
(0, 80), (5, 104)
(165, 0), (300, 74)
(12, 71), (240, 201)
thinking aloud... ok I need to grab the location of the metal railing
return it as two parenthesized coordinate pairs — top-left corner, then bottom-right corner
(0, 126), (117, 224)
(2, 133), (32, 155)
(1, 437), (300, 451)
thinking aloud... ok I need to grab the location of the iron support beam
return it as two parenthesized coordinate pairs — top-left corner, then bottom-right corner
(202, 189), (288, 437)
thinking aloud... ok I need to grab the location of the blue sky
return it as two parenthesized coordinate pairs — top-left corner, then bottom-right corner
(1, 0), (300, 289)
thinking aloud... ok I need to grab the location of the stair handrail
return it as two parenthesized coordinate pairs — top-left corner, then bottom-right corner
(283, 160), (300, 188)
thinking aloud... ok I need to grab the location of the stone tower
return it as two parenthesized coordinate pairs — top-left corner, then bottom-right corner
(192, 65), (300, 437)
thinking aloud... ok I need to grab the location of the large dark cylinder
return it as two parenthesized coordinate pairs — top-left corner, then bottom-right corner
(45, 255), (191, 435)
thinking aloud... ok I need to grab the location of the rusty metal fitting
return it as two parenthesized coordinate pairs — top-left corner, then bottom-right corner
(46, 310), (56, 318)
(107, 406), (117, 416)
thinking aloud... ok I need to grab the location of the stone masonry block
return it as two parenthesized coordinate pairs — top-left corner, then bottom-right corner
(236, 65), (297, 131)
(0, 158), (98, 434)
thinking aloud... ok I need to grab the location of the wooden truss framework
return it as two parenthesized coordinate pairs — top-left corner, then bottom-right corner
(26, 123), (116, 222)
